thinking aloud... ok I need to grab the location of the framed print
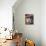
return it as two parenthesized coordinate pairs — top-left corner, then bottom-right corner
(25, 14), (34, 25)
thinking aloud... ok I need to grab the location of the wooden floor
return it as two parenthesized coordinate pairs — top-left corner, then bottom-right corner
(0, 39), (16, 46)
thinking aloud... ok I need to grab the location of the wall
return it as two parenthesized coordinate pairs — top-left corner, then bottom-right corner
(0, 0), (16, 30)
(41, 0), (46, 46)
(13, 0), (41, 46)
(0, 0), (17, 38)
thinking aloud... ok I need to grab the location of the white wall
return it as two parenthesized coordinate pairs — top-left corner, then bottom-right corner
(0, 0), (16, 30)
(13, 0), (41, 46)
(41, 0), (46, 46)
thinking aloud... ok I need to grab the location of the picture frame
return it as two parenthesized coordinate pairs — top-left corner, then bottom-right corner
(25, 14), (34, 25)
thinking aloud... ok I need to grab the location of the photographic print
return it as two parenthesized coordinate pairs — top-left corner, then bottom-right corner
(25, 14), (34, 25)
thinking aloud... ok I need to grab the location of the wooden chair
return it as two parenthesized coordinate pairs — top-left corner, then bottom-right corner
(25, 40), (35, 46)
(13, 33), (23, 46)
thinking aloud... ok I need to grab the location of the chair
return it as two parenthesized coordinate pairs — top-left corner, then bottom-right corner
(25, 40), (35, 46)
(13, 33), (23, 46)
